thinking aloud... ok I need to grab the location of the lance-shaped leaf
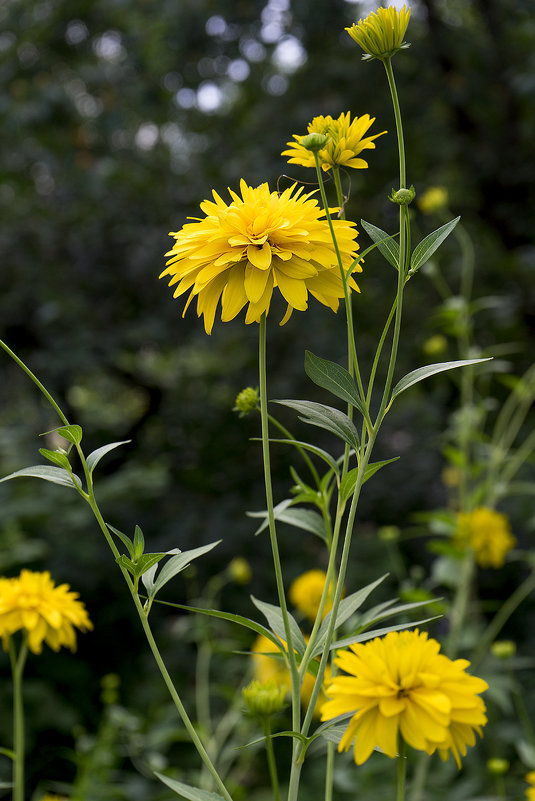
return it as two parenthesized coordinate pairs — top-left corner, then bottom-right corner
(361, 219), (400, 269)
(144, 541), (220, 599)
(38, 448), (72, 470)
(41, 424), (83, 445)
(275, 399), (360, 450)
(339, 458), (400, 503)
(154, 774), (225, 801)
(331, 617), (439, 651)
(251, 596), (307, 655)
(116, 552), (168, 581)
(86, 440), (131, 473)
(391, 358), (492, 401)
(107, 524), (135, 558)
(248, 500), (328, 542)
(263, 438), (339, 477)
(304, 351), (368, 423)
(0, 465), (81, 489)
(410, 216), (460, 274)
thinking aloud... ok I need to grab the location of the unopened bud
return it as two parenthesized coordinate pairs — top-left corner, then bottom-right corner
(300, 133), (329, 152)
(234, 387), (259, 416)
(390, 185), (415, 206)
(491, 640), (516, 659)
(242, 679), (286, 718)
(487, 758), (509, 776)
(228, 557), (252, 585)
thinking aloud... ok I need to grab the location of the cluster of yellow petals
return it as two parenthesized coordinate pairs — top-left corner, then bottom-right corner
(161, 179), (360, 334)
(321, 629), (488, 767)
(288, 569), (334, 622)
(346, 5), (411, 60)
(251, 633), (330, 718)
(282, 112), (386, 172)
(455, 507), (516, 568)
(0, 570), (92, 654)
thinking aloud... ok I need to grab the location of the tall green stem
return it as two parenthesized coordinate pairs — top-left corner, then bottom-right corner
(263, 717), (281, 801)
(397, 739), (407, 801)
(9, 638), (28, 801)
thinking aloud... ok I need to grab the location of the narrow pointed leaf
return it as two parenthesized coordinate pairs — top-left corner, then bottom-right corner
(312, 575), (387, 657)
(275, 399), (359, 450)
(38, 448), (71, 470)
(251, 596), (307, 655)
(42, 424), (83, 445)
(107, 524), (134, 558)
(304, 351), (368, 419)
(247, 501), (327, 543)
(0, 465), (81, 489)
(331, 617), (439, 650)
(410, 216), (460, 273)
(361, 219), (400, 269)
(391, 358), (492, 401)
(86, 440), (131, 473)
(150, 541), (220, 597)
(133, 524), (145, 561)
(340, 458), (400, 502)
(154, 774), (225, 801)
(265, 438), (339, 476)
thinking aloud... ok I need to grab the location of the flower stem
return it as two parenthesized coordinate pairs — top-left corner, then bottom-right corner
(9, 637), (28, 801)
(446, 550), (474, 658)
(263, 717), (280, 801)
(397, 739), (407, 801)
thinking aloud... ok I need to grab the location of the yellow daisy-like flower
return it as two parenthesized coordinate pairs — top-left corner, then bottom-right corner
(455, 507), (516, 569)
(288, 569), (334, 623)
(346, 5), (411, 61)
(282, 112), (386, 172)
(160, 179), (360, 334)
(526, 771), (535, 801)
(321, 629), (488, 767)
(418, 186), (449, 215)
(0, 570), (93, 654)
(251, 633), (330, 718)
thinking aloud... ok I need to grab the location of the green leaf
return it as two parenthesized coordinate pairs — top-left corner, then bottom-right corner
(391, 358), (492, 401)
(38, 448), (71, 470)
(275, 399), (359, 450)
(248, 500), (328, 543)
(312, 576), (387, 657)
(107, 524), (135, 558)
(251, 596), (307, 655)
(116, 552), (168, 581)
(41, 424), (83, 445)
(154, 774), (225, 801)
(0, 746), (15, 760)
(410, 217), (460, 274)
(339, 458), (400, 503)
(86, 440), (131, 473)
(361, 219), (400, 269)
(265, 438), (339, 476)
(133, 524), (145, 561)
(0, 465), (81, 489)
(147, 541), (221, 598)
(304, 351), (368, 420)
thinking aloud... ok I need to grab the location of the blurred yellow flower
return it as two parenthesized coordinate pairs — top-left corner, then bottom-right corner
(282, 112), (386, 172)
(251, 633), (330, 717)
(346, 5), (411, 61)
(40, 795), (69, 801)
(321, 629), (488, 766)
(418, 186), (449, 215)
(161, 179), (360, 334)
(526, 771), (535, 801)
(455, 507), (516, 568)
(228, 557), (252, 585)
(0, 570), (92, 654)
(288, 569), (334, 622)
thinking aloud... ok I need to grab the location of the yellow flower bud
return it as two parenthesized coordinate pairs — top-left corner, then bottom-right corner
(487, 758), (509, 775)
(228, 557), (252, 585)
(490, 640), (516, 659)
(234, 387), (259, 416)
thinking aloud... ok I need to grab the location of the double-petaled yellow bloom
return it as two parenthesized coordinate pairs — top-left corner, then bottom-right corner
(321, 629), (488, 766)
(346, 5), (411, 61)
(282, 112), (386, 172)
(161, 179), (360, 334)
(455, 507), (516, 568)
(0, 570), (92, 654)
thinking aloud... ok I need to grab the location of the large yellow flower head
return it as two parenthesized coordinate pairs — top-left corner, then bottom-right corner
(288, 569), (334, 622)
(346, 5), (411, 61)
(0, 570), (93, 654)
(321, 629), (488, 767)
(455, 507), (516, 569)
(161, 179), (360, 334)
(282, 112), (386, 172)
(251, 633), (330, 718)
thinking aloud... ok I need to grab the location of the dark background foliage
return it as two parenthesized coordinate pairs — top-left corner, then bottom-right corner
(0, 0), (534, 795)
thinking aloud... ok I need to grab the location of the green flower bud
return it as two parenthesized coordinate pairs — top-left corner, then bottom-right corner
(242, 679), (287, 718)
(390, 185), (416, 206)
(300, 133), (330, 152)
(487, 758), (509, 776)
(378, 525), (400, 542)
(491, 640), (516, 659)
(228, 557), (252, 585)
(234, 387), (259, 416)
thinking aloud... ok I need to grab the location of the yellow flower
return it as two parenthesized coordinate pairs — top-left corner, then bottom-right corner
(288, 570), (334, 622)
(0, 570), (92, 654)
(455, 507), (516, 568)
(160, 179), (360, 334)
(418, 186), (449, 215)
(282, 112), (386, 172)
(251, 633), (330, 718)
(526, 771), (535, 801)
(346, 5), (411, 61)
(321, 629), (488, 767)
(40, 795), (69, 801)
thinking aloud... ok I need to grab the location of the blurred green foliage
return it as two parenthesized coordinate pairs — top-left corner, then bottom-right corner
(1, 0), (534, 796)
